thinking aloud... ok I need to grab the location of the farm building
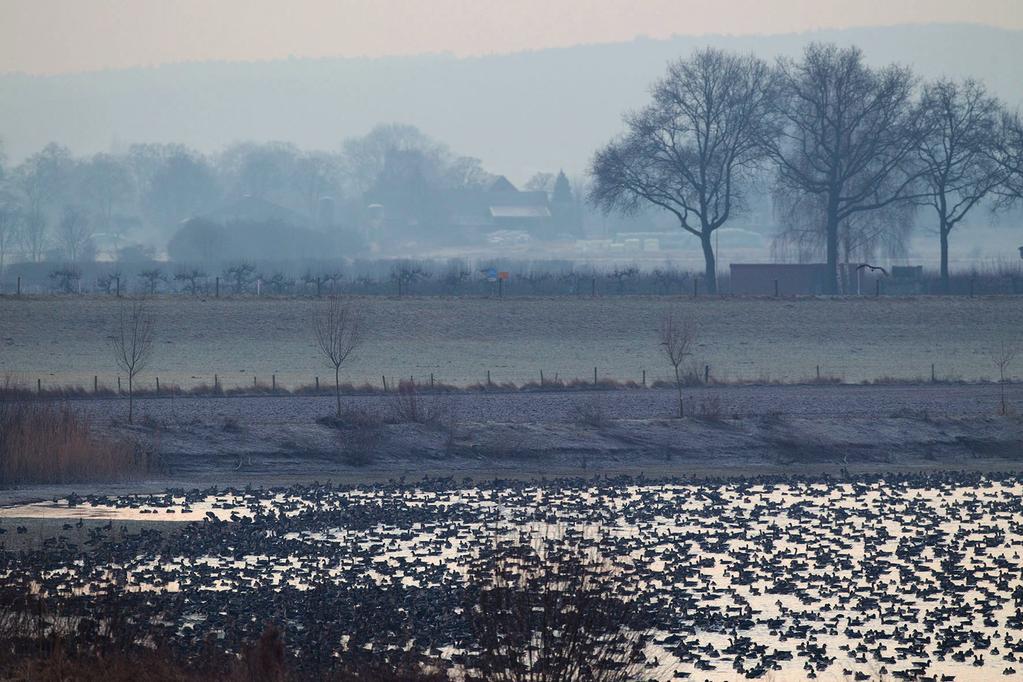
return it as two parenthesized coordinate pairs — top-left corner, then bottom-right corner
(730, 264), (832, 295)
(730, 263), (887, 295)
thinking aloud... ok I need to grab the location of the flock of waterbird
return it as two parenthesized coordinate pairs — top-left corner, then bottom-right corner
(2, 471), (1023, 680)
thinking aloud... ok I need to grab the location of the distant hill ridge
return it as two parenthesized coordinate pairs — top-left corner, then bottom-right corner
(1, 23), (1020, 182)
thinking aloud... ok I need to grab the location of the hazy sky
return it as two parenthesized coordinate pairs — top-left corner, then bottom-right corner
(2, 0), (1022, 75)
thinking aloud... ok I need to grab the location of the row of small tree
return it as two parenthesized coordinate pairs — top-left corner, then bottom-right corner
(590, 43), (1023, 294)
(108, 296), (362, 423)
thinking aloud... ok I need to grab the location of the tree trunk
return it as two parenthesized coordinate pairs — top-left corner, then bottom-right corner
(335, 366), (342, 418)
(825, 209), (840, 295)
(128, 375), (134, 424)
(674, 366), (684, 418)
(700, 231), (718, 295)
(939, 223), (951, 294)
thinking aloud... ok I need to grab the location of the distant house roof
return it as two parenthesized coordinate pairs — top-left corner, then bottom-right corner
(489, 176), (518, 192)
(489, 205), (551, 219)
(193, 195), (310, 227)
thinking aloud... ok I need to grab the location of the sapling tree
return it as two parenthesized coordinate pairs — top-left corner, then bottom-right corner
(314, 295), (363, 417)
(110, 299), (155, 424)
(660, 307), (697, 418)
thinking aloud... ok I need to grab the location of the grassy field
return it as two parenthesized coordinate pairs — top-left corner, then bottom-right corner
(1, 295), (1020, 391)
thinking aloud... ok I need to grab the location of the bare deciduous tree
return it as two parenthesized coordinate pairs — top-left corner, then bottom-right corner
(173, 267), (207, 296)
(314, 295), (363, 417)
(223, 262), (256, 294)
(590, 48), (777, 294)
(915, 79), (1005, 293)
(49, 265), (81, 293)
(995, 111), (1023, 202)
(110, 299), (155, 424)
(0, 192), (18, 275)
(390, 261), (429, 297)
(765, 43), (926, 294)
(992, 342), (1018, 416)
(771, 186), (915, 269)
(660, 307), (697, 418)
(137, 268), (166, 295)
(56, 206), (95, 262)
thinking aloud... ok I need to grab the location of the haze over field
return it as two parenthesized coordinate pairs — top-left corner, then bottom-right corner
(1, 23), (1022, 182)
(3, 4), (1023, 681)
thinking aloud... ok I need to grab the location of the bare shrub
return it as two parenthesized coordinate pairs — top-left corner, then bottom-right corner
(389, 380), (454, 427)
(464, 529), (647, 682)
(696, 395), (725, 421)
(318, 407), (385, 467)
(660, 307), (697, 417)
(0, 395), (148, 485)
(340, 425), (380, 467)
(571, 394), (610, 428)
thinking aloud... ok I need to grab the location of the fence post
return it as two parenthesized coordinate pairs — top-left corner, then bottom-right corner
(816, 365), (821, 380)
(704, 365), (710, 384)
(272, 374), (276, 392)
(875, 279), (881, 297)
(94, 375), (98, 393)
(540, 370), (544, 387)
(156, 377), (160, 395)
(594, 367), (598, 385)
(214, 374), (219, 391)
(382, 375), (387, 392)
(117, 377), (121, 393)
(315, 376), (319, 391)
(487, 370), (492, 387)
(215, 277), (220, 298)
(931, 364), (936, 383)
(16, 276), (21, 296)
(774, 279), (779, 298)
(115, 275), (120, 297)
(642, 369), (646, 387)
(430, 373), (434, 389)
(37, 378), (41, 394)
(693, 279), (699, 297)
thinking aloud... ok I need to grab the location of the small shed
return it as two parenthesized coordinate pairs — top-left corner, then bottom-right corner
(729, 263), (831, 295)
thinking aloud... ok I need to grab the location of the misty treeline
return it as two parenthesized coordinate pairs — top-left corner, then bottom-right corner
(17, 257), (704, 298)
(591, 42), (1023, 293)
(2, 43), (1023, 297)
(0, 123), (592, 273)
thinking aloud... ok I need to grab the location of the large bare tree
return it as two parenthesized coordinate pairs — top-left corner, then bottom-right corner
(55, 205), (95, 262)
(14, 143), (71, 262)
(771, 187), (914, 267)
(110, 299), (155, 424)
(995, 111), (1023, 202)
(915, 79), (1004, 292)
(590, 48), (777, 294)
(766, 44), (926, 294)
(314, 296), (363, 417)
(0, 190), (18, 275)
